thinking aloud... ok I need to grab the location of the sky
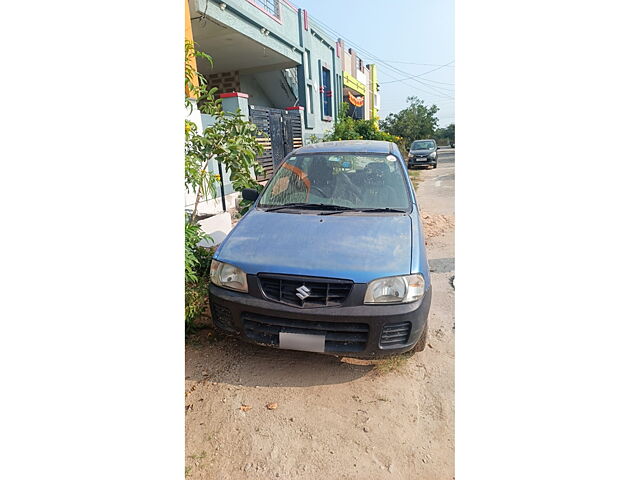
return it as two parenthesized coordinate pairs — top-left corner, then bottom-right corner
(291, 0), (455, 127)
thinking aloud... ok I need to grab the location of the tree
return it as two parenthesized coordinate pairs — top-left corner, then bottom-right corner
(323, 102), (404, 151)
(380, 96), (440, 147)
(184, 41), (263, 223)
(184, 41), (264, 331)
(434, 123), (455, 145)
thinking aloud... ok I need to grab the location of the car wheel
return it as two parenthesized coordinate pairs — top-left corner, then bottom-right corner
(410, 326), (428, 354)
(433, 163), (437, 169)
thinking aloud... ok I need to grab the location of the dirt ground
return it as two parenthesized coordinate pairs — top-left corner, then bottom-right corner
(185, 150), (455, 479)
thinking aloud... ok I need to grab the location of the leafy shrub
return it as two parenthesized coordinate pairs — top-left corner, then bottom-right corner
(323, 103), (406, 156)
(184, 42), (264, 332)
(184, 41), (264, 225)
(185, 219), (213, 333)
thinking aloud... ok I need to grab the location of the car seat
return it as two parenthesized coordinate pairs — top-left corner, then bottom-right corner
(361, 162), (403, 207)
(307, 157), (336, 197)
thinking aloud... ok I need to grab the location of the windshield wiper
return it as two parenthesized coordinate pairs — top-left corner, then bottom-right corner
(320, 207), (407, 215)
(318, 207), (357, 215)
(351, 207), (407, 213)
(263, 203), (355, 212)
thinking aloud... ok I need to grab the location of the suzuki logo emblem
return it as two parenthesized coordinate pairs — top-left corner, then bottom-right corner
(296, 285), (311, 301)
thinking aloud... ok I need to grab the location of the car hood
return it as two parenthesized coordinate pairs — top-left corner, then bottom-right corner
(215, 209), (413, 283)
(410, 148), (435, 155)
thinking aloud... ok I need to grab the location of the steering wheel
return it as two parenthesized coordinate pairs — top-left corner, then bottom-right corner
(310, 185), (329, 198)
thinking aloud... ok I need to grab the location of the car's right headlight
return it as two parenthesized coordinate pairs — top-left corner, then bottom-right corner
(210, 259), (248, 293)
(364, 274), (425, 304)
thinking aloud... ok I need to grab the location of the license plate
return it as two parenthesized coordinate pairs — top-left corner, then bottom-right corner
(279, 332), (325, 353)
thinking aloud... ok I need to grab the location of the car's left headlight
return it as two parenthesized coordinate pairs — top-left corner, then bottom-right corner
(364, 274), (425, 304)
(210, 259), (248, 293)
(429, 152), (437, 158)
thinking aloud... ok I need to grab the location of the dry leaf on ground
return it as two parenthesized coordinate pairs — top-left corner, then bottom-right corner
(266, 402), (278, 410)
(240, 405), (252, 412)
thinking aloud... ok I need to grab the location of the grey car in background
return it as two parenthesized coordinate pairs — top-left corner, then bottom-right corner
(407, 139), (438, 169)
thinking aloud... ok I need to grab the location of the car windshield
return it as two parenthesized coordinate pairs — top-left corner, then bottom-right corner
(412, 140), (435, 150)
(258, 153), (411, 211)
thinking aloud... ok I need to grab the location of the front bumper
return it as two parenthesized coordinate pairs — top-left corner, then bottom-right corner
(408, 156), (437, 167)
(208, 276), (432, 358)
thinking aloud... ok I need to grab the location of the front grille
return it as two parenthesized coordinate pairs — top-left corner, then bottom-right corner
(380, 321), (412, 347)
(243, 312), (369, 352)
(258, 274), (353, 308)
(212, 303), (234, 331)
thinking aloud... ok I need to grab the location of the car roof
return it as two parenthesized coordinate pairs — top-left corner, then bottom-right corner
(293, 140), (394, 155)
(411, 139), (436, 143)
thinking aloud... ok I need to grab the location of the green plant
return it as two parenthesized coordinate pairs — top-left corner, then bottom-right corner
(434, 122), (455, 146)
(185, 219), (213, 333)
(185, 41), (264, 224)
(380, 96), (440, 147)
(323, 102), (406, 154)
(184, 41), (265, 331)
(187, 451), (208, 461)
(185, 40), (215, 114)
(374, 353), (412, 374)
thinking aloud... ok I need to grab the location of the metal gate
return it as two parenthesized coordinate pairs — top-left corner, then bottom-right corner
(249, 106), (303, 181)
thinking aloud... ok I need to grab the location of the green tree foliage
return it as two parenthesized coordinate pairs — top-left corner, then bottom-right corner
(323, 103), (405, 154)
(434, 123), (455, 145)
(380, 96), (440, 147)
(184, 42), (264, 223)
(184, 220), (213, 332)
(184, 41), (264, 331)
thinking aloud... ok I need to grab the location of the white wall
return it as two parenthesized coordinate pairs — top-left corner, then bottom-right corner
(185, 106), (239, 216)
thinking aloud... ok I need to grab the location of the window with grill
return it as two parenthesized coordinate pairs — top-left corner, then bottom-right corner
(253, 0), (280, 18)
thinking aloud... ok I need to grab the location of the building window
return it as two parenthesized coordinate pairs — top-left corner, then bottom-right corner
(321, 67), (332, 119)
(307, 84), (314, 114)
(251, 0), (280, 19)
(305, 50), (312, 80)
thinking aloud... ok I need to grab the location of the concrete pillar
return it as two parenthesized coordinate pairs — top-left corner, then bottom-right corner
(220, 92), (249, 118)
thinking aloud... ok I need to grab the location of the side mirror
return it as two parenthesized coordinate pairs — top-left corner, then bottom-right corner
(436, 146), (440, 150)
(242, 188), (259, 202)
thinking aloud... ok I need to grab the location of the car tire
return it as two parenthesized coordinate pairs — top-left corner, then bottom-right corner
(410, 326), (428, 354)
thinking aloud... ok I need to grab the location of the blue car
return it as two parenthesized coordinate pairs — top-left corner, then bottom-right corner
(208, 140), (432, 357)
